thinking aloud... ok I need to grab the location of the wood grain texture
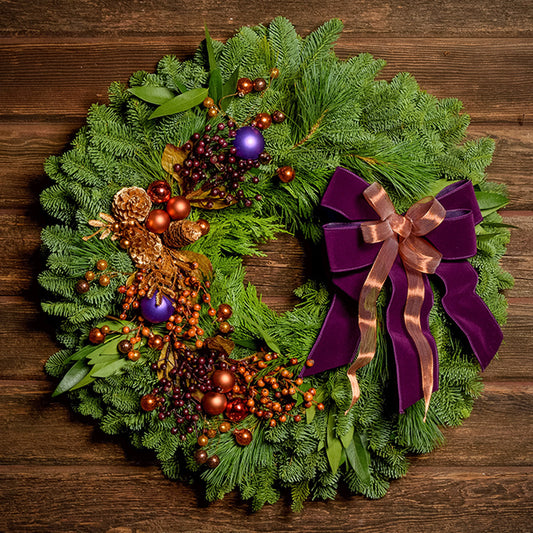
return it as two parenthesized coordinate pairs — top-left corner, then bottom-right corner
(0, 1), (531, 531)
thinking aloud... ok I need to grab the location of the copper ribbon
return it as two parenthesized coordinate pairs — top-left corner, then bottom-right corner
(346, 183), (446, 420)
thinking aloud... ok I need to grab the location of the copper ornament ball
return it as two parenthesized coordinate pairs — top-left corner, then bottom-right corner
(147, 180), (172, 204)
(253, 77), (267, 92)
(166, 196), (191, 220)
(212, 369), (236, 393)
(145, 209), (171, 234)
(201, 391), (228, 416)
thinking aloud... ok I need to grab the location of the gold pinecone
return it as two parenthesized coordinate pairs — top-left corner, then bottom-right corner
(163, 220), (203, 249)
(112, 186), (152, 222)
(128, 228), (163, 269)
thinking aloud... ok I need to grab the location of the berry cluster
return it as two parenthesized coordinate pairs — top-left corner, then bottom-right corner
(75, 259), (113, 294)
(174, 122), (266, 208)
(236, 354), (321, 427)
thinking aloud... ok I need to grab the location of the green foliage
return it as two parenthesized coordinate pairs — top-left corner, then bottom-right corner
(39, 17), (511, 512)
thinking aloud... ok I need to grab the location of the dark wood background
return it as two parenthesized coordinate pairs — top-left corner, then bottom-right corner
(1, 1), (531, 531)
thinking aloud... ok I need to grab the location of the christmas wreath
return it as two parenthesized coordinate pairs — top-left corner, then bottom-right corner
(40, 18), (513, 511)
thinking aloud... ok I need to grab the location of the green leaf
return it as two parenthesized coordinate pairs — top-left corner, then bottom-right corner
(344, 433), (371, 484)
(256, 326), (282, 354)
(481, 221), (518, 229)
(326, 410), (343, 474)
(306, 404), (316, 424)
(209, 68), (223, 105)
(340, 426), (354, 449)
(128, 86), (175, 105)
(91, 358), (128, 378)
(475, 191), (508, 217)
(52, 359), (90, 397)
(149, 88), (208, 120)
(426, 179), (459, 197)
(204, 25), (218, 72)
(220, 67), (239, 111)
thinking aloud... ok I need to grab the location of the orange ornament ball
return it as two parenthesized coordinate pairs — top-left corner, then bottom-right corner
(145, 209), (171, 234)
(166, 196), (191, 220)
(201, 391), (227, 416)
(277, 166), (295, 183)
(212, 370), (235, 393)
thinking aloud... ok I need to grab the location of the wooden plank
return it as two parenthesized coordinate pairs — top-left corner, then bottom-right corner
(0, 380), (530, 467)
(1, 123), (531, 210)
(0, 465), (530, 532)
(1, 0), (532, 37)
(0, 39), (532, 123)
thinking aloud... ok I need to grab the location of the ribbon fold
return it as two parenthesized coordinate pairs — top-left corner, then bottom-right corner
(302, 167), (503, 417)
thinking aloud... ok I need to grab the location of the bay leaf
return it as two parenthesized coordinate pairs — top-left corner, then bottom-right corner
(149, 87), (208, 120)
(128, 86), (175, 105)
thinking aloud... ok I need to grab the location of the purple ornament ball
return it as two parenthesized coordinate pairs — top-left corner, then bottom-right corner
(140, 291), (174, 323)
(233, 126), (265, 160)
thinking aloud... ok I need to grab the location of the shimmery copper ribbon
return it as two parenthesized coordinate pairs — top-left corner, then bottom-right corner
(346, 183), (446, 420)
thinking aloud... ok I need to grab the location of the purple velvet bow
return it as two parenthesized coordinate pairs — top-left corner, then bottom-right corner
(301, 167), (503, 413)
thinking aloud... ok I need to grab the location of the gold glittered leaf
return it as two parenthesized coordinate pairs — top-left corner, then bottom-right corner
(187, 186), (237, 210)
(100, 228), (111, 240)
(88, 219), (107, 228)
(99, 212), (116, 223)
(162, 144), (189, 191)
(157, 343), (177, 380)
(173, 250), (213, 280)
(205, 335), (235, 356)
(125, 273), (136, 287)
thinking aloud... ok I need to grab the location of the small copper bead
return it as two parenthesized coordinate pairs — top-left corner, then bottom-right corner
(253, 78), (267, 92)
(255, 112), (272, 130)
(272, 110), (286, 123)
(88, 328), (105, 344)
(217, 303), (233, 320)
(270, 68), (280, 79)
(206, 455), (220, 468)
(219, 421), (231, 433)
(101, 325), (110, 335)
(197, 435), (209, 447)
(194, 449), (208, 465)
(196, 218), (210, 236)
(236, 77), (253, 96)
(219, 321), (231, 334)
(96, 259), (108, 271)
(119, 238), (131, 249)
(234, 428), (253, 446)
(75, 279), (90, 294)
(203, 97), (215, 108)
(277, 166), (295, 183)
(140, 394), (158, 412)
(99, 275), (111, 287)
(118, 340), (132, 354)
(85, 271), (95, 282)
(207, 107), (218, 118)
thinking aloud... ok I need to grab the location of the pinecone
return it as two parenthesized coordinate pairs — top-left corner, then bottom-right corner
(163, 220), (203, 249)
(113, 186), (152, 222)
(128, 228), (163, 269)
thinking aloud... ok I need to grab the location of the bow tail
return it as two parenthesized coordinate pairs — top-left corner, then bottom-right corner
(436, 262), (503, 369)
(388, 259), (439, 414)
(345, 238), (399, 413)
(301, 293), (361, 377)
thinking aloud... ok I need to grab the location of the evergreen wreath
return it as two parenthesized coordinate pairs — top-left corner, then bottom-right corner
(40, 18), (513, 511)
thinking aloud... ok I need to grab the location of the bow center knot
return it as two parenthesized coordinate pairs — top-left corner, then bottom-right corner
(387, 212), (412, 239)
